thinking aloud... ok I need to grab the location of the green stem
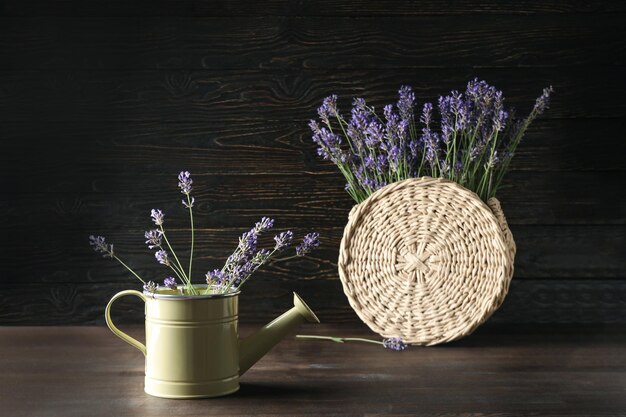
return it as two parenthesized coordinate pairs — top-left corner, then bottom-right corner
(186, 194), (194, 284)
(295, 335), (384, 346)
(159, 227), (188, 280)
(112, 255), (146, 284)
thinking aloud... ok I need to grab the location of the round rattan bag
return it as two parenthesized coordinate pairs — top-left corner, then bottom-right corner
(338, 177), (516, 345)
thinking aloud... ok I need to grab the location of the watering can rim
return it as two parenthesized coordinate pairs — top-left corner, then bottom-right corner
(143, 284), (240, 300)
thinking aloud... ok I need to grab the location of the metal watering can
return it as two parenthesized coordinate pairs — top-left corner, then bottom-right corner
(105, 285), (320, 398)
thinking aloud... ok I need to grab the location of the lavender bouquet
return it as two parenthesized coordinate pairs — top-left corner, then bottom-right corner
(310, 79), (553, 203)
(90, 171), (320, 295)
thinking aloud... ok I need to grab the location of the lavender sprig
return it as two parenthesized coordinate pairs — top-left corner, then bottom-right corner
(310, 80), (553, 202)
(205, 220), (320, 295)
(163, 277), (177, 289)
(274, 231), (294, 251)
(144, 230), (163, 249)
(296, 232), (321, 256)
(143, 281), (158, 294)
(91, 174), (319, 297)
(382, 337), (408, 351)
(296, 335), (409, 351)
(178, 171), (196, 290)
(89, 235), (145, 284)
(149, 206), (195, 294)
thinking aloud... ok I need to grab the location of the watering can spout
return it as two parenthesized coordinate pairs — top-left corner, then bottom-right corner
(239, 292), (320, 375)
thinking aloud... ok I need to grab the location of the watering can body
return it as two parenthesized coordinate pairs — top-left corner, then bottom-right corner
(105, 286), (319, 398)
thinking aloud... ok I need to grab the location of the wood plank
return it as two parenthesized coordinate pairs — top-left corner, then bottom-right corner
(1, 325), (625, 415)
(2, 170), (624, 227)
(2, 119), (625, 174)
(2, 0), (625, 17)
(1, 279), (625, 326)
(1, 15), (624, 70)
(0, 225), (624, 286)
(0, 68), (622, 122)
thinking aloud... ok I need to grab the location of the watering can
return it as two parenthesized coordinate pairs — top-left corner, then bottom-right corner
(105, 285), (320, 398)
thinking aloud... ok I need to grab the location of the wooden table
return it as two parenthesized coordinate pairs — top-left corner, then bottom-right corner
(1, 324), (624, 416)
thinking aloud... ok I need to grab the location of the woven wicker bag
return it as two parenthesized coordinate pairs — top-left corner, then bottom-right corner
(338, 177), (516, 346)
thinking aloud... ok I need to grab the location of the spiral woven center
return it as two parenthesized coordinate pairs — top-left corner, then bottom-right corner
(397, 250), (431, 284)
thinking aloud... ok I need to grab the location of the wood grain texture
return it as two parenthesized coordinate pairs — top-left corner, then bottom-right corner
(2, 0), (626, 17)
(0, 68), (623, 122)
(1, 225), (625, 285)
(1, 325), (625, 416)
(0, 0), (624, 325)
(2, 119), (626, 175)
(1, 279), (625, 325)
(1, 15), (624, 70)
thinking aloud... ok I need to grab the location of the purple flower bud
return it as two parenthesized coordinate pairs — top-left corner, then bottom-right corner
(143, 281), (158, 293)
(533, 86), (554, 115)
(178, 171), (193, 195)
(206, 269), (225, 286)
(144, 229), (163, 249)
(440, 160), (451, 175)
(163, 277), (177, 289)
(182, 196), (195, 209)
(89, 235), (114, 258)
(317, 94), (338, 124)
(151, 209), (164, 226)
(239, 230), (258, 254)
(383, 337), (408, 351)
(352, 97), (367, 110)
(397, 85), (415, 120)
(155, 250), (170, 266)
(274, 230), (294, 251)
(296, 232), (320, 256)
(251, 249), (271, 265)
(254, 217), (274, 232)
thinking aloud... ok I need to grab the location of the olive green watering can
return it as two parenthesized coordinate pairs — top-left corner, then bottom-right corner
(105, 285), (320, 398)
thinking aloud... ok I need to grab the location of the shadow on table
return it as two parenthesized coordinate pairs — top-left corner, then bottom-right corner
(237, 382), (334, 398)
(440, 323), (625, 348)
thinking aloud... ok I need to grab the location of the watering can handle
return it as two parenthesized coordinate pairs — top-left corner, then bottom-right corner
(105, 290), (147, 356)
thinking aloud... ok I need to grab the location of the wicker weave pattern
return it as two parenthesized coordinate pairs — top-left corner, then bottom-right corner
(338, 177), (516, 346)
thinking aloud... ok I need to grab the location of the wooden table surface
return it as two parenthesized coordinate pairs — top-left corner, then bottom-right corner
(1, 323), (624, 417)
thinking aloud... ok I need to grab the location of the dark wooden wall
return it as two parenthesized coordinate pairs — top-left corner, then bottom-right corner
(1, 1), (625, 325)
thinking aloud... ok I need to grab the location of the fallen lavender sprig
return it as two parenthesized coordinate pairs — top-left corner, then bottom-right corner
(295, 335), (409, 351)
(310, 79), (553, 202)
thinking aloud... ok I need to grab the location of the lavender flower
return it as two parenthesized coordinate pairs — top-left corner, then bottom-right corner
(310, 80), (552, 202)
(274, 230), (294, 251)
(163, 277), (177, 289)
(155, 250), (170, 266)
(144, 230), (163, 249)
(296, 232), (320, 256)
(318, 95), (338, 124)
(227, 263), (253, 287)
(420, 102), (433, 126)
(397, 85), (415, 120)
(143, 281), (158, 293)
(239, 230), (258, 254)
(311, 121), (347, 164)
(533, 86), (554, 115)
(251, 249), (271, 265)
(206, 269), (225, 286)
(89, 235), (114, 258)
(151, 209), (164, 226)
(383, 337), (408, 351)
(254, 217), (274, 232)
(178, 171), (193, 195)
